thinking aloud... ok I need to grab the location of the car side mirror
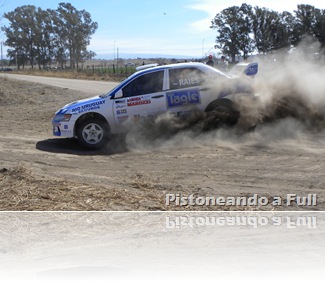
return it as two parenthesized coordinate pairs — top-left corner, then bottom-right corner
(114, 90), (123, 99)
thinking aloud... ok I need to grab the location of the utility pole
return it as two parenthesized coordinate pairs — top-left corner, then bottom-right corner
(1, 42), (3, 71)
(114, 40), (116, 61)
(202, 39), (205, 58)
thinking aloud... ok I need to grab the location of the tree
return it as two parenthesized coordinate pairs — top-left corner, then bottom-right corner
(251, 7), (294, 54)
(33, 7), (57, 69)
(210, 4), (255, 62)
(294, 4), (325, 55)
(55, 3), (98, 69)
(280, 11), (300, 47)
(2, 5), (40, 69)
(295, 4), (320, 37)
(295, 5), (325, 48)
(210, 3), (325, 60)
(2, 3), (98, 69)
(314, 9), (325, 48)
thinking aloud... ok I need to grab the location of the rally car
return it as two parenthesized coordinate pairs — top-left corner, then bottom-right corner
(52, 62), (258, 149)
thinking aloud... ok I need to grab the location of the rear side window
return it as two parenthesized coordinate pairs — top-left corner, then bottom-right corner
(169, 68), (205, 90)
(122, 71), (164, 97)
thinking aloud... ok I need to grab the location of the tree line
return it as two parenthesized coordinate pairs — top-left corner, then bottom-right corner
(2, 2), (98, 69)
(210, 4), (325, 62)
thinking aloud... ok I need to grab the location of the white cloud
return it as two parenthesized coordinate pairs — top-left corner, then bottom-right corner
(185, 0), (218, 32)
(188, 0), (325, 14)
(189, 17), (212, 33)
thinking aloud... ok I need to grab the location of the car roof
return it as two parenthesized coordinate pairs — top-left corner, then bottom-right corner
(135, 62), (229, 77)
(137, 62), (207, 73)
(105, 62), (229, 98)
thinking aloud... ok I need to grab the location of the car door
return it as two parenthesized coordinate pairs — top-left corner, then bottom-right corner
(112, 70), (167, 129)
(166, 67), (209, 117)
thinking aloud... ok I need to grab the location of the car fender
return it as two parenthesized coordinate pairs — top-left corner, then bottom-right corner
(74, 112), (111, 137)
(220, 92), (254, 102)
(205, 97), (237, 112)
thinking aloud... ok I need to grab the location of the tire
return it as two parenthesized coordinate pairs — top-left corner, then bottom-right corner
(76, 118), (110, 150)
(205, 99), (240, 129)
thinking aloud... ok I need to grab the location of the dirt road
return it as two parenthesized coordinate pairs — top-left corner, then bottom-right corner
(1, 73), (117, 94)
(0, 72), (324, 211)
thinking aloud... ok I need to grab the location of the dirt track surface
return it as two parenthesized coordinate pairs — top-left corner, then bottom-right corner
(0, 72), (325, 211)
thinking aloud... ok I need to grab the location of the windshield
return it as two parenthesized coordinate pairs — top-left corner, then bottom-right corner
(201, 64), (231, 79)
(99, 74), (136, 98)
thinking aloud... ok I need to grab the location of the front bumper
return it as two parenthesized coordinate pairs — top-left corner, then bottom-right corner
(53, 122), (61, 136)
(52, 118), (74, 138)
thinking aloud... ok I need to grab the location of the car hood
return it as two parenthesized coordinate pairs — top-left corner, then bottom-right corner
(61, 95), (106, 113)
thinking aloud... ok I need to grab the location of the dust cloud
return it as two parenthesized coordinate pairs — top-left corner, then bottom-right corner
(122, 42), (325, 152)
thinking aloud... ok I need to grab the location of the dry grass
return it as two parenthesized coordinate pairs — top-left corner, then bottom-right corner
(0, 165), (166, 211)
(12, 69), (127, 82)
(0, 165), (276, 211)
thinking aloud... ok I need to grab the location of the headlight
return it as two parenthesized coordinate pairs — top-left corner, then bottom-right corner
(53, 113), (72, 122)
(61, 114), (72, 122)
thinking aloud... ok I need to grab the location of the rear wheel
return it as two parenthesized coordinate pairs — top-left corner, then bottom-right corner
(76, 118), (110, 149)
(205, 99), (239, 129)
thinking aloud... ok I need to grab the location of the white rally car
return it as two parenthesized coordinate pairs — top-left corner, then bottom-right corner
(52, 62), (258, 149)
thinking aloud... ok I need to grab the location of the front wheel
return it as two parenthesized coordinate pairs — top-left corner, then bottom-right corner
(76, 118), (110, 149)
(205, 99), (240, 129)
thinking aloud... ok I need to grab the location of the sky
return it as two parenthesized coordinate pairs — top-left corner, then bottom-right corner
(1, 0), (325, 59)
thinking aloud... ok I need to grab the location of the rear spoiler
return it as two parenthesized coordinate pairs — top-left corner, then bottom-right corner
(243, 62), (258, 76)
(136, 63), (158, 71)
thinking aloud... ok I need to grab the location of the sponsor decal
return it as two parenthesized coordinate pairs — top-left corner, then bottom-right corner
(72, 100), (105, 113)
(116, 109), (128, 115)
(172, 78), (201, 88)
(64, 125), (68, 129)
(128, 97), (141, 101)
(61, 130), (72, 134)
(166, 89), (201, 108)
(117, 115), (129, 121)
(128, 100), (151, 106)
(127, 96), (151, 107)
(78, 106), (100, 113)
(178, 77), (200, 86)
(116, 104), (127, 109)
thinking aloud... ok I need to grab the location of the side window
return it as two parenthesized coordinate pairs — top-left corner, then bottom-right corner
(122, 71), (164, 97)
(169, 68), (205, 90)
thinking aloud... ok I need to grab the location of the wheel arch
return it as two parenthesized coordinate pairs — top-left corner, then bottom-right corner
(205, 98), (239, 113)
(74, 112), (110, 136)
